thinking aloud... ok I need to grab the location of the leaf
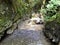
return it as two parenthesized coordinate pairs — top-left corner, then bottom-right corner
(46, 4), (54, 9)
(49, 15), (56, 21)
(56, 12), (60, 23)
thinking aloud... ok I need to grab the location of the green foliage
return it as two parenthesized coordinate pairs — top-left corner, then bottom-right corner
(0, 0), (42, 33)
(56, 12), (60, 23)
(0, 2), (12, 27)
(41, 0), (60, 23)
(42, 0), (60, 41)
(13, 0), (42, 15)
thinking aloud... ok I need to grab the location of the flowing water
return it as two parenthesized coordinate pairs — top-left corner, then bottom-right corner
(0, 20), (52, 45)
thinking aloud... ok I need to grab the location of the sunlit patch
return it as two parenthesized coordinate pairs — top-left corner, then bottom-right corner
(28, 12), (44, 25)
(18, 13), (44, 31)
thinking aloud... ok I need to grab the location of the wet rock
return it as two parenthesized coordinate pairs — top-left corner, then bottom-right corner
(7, 23), (17, 34)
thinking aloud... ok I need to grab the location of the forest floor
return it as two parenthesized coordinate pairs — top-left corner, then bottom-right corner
(0, 18), (52, 45)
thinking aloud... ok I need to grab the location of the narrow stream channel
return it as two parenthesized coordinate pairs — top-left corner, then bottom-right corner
(0, 19), (56, 45)
(0, 29), (52, 45)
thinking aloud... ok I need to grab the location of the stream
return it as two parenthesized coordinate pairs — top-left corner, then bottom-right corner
(0, 20), (52, 45)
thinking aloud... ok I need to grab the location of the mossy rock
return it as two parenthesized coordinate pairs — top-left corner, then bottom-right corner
(7, 23), (17, 34)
